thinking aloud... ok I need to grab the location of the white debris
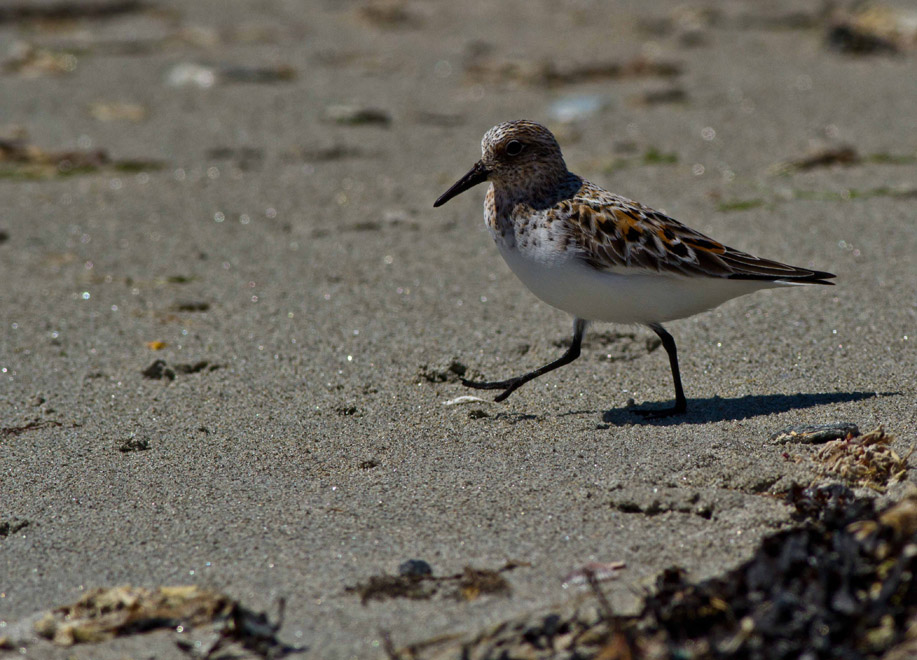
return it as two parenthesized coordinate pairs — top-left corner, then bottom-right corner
(166, 63), (217, 88)
(443, 395), (487, 406)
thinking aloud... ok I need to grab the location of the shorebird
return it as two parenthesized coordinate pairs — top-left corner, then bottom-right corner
(434, 120), (834, 417)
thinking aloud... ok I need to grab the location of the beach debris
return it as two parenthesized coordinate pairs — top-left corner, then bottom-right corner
(770, 421), (859, 444)
(770, 145), (861, 174)
(0, 138), (106, 174)
(217, 64), (296, 85)
(828, 4), (917, 54)
(322, 104), (392, 126)
(768, 145), (917, 178)
(417, 358), (469, 384)
(173, 361), (220, 375)
(33, 585), (295, 657)
(146, 340), (167, 351)
(142, 359), (174, 380)
(0, 137), (159, 179)
(352, 574), (432, 605)
(347, 562), (524, 605)
(89, 101), (147, 122)
(141, 359), (219, 381)
(0, 517), (30, 537)
(171, 300), (210, 312)
(876, 488), (917, 541)
(334, 405), (359, 417)
(165, 63), (295, 88)
(849, 486), (917, 559)
(409, 491), (917, 659)
(1, 420), (63, 436)
(457, 567), (510, 601)
(464, 56), (682, 87)
(828, 23), (895, 55)
(398, 559), (433, 578)
(166, 63), (216, 88)
(442, 395), (486, 406)
(562, 561), (627, 589)
(547, 94), (609, 123)
(201, 597), (294, 659)
(651, 488), (916, 658)
(34, 586), (230, 646)
(220, 64), (296, 84)
(3, 42), (78, 77)
(0, 1), (144, 24)
(812, 426), (912, 491)
(785, 482), (866, 523)
(118, 437), (149, 453)
(0, 229), (8, 243)
(355, 0), (419, 28)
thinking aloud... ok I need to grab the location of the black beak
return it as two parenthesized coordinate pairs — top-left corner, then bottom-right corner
(433, 161), (490, 207)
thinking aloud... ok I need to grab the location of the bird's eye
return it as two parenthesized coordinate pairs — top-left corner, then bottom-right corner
(505, 140), (524, 157)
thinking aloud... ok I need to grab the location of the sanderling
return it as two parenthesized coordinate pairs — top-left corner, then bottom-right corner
(434, 120), (835, 417)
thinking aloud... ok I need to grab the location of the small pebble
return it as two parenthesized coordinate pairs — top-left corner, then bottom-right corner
(165, 63), (216, 88)
(398, 559), (433, 577)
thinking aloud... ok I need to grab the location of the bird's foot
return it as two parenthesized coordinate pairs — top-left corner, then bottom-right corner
(461, 377), (523, 402)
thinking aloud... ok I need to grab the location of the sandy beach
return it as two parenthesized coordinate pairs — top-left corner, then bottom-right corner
(1, 1), (915, 658)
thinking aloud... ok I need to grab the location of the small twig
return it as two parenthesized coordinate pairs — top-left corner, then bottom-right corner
(380, 628), (400, 660)
(1, 420), (62, 436)
(585, 568), (615, 620)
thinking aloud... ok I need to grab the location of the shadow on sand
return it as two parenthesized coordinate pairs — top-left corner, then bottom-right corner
(600, 390), (891, 426)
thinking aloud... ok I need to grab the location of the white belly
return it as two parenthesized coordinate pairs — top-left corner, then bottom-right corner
(495, 240), (779, 325)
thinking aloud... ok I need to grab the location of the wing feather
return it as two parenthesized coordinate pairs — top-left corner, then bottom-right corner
(562, 180), (835, 284)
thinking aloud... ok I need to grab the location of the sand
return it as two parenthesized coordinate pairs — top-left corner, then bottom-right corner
(1, 0), (915, 658)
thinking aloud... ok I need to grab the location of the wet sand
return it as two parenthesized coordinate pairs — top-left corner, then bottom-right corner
(1, 1), (915, 658)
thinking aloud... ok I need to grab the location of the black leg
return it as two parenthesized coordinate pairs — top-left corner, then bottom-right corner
(633, 323), (688, 418)
(463, 318), (587, 402)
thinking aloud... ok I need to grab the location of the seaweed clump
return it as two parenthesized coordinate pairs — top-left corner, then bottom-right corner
(406, 487), (917, 659)
(641, 487), (917, 659)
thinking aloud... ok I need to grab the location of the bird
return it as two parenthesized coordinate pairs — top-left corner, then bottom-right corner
(433, 120), (835, 417)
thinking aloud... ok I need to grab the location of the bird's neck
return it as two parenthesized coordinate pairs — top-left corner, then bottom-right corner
(493, 170), (580, 211)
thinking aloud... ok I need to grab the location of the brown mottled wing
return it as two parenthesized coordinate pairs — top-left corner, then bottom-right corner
(565, 184), (835, 283)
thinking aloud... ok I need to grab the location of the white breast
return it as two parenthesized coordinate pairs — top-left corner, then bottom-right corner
(493, 235), (780, 325)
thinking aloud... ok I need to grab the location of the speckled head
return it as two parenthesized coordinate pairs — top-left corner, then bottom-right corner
(433, 120), (568, 208)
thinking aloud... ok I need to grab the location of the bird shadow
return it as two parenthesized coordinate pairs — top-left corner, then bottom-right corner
(597, 390), (893, 427)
